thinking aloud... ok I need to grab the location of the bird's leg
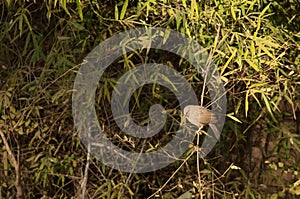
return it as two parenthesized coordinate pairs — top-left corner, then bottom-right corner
(196, 125), (210, 136)
(196, 125), (203, 133)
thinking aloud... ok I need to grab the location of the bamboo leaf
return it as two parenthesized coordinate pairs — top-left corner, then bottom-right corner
(221, 48), (237, 75)
(76, 0), (83, 21)
(245, 90), (249, 117)
(262, 93), (276, 122)
(231, 6), (236, 20)
(245, 59), (260, 72)
(115, 4), (119, 20)
(227, 112), (242, 123)
(23, 13), (32, 31)
(120, 0), (128, 20)
(257, 43), (276, 60)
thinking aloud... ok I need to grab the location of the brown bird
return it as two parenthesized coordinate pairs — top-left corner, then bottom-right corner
(183, 105), (218, 128)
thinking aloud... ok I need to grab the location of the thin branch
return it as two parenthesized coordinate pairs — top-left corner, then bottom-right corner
(0, 129), (23, 199)
(81, 142), (91, 199)
(147, 150), (195, 199)
(196, 130), (203, 199)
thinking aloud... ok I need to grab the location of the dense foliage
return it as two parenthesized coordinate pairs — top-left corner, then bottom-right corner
(0, 0), (299, 198)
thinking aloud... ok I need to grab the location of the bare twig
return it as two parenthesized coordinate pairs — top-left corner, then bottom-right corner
(196, 130), (203, 199)
(81, 142), (91, 199)
(0, 129), (23, 199)
(147, 150), (195, 199)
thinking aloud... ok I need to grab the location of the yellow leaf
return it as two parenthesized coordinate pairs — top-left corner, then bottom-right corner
(231, 6), (236, 20)
(221, 48), (237, 75)
(245, 59), (260, 72)
(245, 90), (249, 117)
(227, 113), (242, 123)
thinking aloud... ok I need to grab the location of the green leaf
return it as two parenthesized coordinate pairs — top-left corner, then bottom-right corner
(120, 0), (128, 20)
(115, 4), (119, 20)
(76, 0), (83, 21)
(261, 93), (277, 122)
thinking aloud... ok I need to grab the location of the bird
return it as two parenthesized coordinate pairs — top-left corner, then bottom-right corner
(183, 105), (218, 128)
